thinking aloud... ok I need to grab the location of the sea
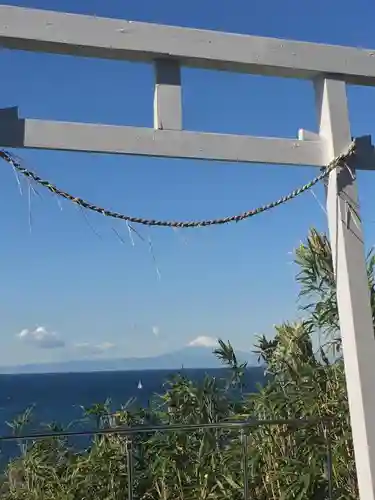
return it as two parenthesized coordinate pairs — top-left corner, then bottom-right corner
(0, 368), (264, 465)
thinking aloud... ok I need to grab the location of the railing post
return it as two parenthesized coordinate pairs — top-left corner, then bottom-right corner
(125, 436), (134, 500)
(315, 77), (375, 500)
(324, 421), (334, 500)
(241, 429), (249, 500)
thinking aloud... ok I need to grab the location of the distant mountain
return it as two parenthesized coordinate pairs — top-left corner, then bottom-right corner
(0, 347), (258, 375)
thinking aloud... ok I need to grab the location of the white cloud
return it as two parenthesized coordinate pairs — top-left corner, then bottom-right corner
(74, 342), (115, 355)
(17, 327), (65, 349)
(152, 326), (160, 337)
(188, 336), (217, 348)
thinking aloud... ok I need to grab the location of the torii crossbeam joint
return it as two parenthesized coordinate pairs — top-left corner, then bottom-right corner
(1, 5), (375, 498)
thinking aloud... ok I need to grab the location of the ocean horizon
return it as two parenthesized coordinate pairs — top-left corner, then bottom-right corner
(0, 367), (265, 466)
(0, 367), (264, 436)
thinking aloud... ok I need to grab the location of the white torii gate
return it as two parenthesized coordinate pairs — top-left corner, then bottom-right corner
(1, 5), (375, 498)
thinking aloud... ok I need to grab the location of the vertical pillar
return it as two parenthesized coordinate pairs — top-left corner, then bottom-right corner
(315, 78), (375, 500)
(153, 59), (182, 130)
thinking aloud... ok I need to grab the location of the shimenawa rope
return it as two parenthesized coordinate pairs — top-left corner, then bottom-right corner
(0, 140), (358, 229)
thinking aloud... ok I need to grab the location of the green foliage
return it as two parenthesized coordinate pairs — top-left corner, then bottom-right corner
(0, 228), (367, 499)
(295, 227), (375, 352)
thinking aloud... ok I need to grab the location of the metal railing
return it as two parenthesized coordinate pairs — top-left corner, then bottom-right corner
(0, 417), (334, 500)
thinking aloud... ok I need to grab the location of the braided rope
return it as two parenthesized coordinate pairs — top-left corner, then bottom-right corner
(0, 141), (357, 229)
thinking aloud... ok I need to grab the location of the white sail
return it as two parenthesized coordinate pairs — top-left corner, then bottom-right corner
(137, 380), (143, 389)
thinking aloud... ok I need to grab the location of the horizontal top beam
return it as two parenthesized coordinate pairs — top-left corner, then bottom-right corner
(1, 6), (375, 85)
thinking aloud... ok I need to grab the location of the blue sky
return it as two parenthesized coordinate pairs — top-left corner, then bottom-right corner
(1, 0), (375, 367)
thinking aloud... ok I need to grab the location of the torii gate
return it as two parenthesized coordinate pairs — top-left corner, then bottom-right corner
(1, 5), (375, 498)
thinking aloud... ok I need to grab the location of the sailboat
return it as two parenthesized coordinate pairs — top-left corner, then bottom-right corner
(137, 379), (143, 389)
